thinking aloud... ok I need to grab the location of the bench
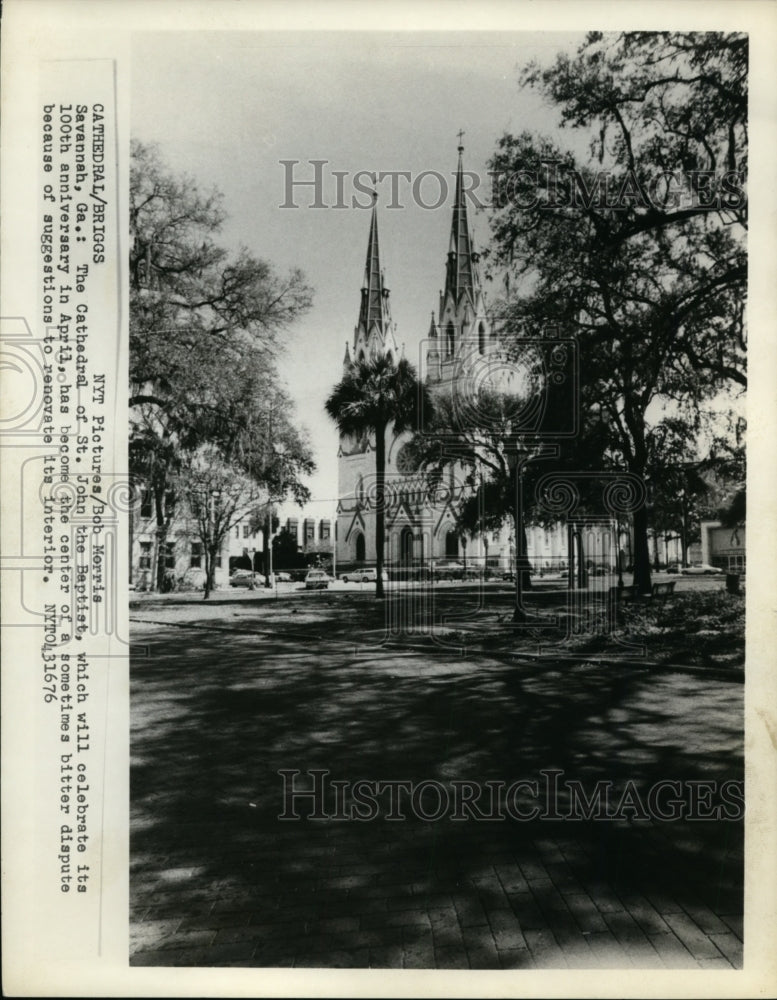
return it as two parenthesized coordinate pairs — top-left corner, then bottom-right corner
(609, 580), (676, 609)
(651, 581), (676, 602)
(609, 584), (641, 605)
(605, 581), (676, 632)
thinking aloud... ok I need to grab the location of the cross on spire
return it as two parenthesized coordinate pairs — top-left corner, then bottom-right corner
(457, 129), (465, 151)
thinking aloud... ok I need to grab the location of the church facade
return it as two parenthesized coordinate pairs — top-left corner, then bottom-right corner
(334, 145), (568, 577)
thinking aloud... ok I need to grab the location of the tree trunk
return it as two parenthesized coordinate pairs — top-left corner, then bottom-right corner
(519, 522), (532, 591)
(632, 504), (652, 594)
(513, 510), (524, 622)
(577, 530), (587, 589)
(203, 543), (218, 600)
(263, 513), (272, 588)
(511, 461), (533, 621)
(375, 425), (386, 599)
(203, 548), (212, 600)
(680, 499), (689, 567)
(154, 489), (168, 593)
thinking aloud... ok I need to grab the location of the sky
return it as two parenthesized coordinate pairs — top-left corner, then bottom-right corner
(131, 30), (589, 514)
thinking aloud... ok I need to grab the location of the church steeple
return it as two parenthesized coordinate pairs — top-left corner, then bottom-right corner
(358, 195), (391, 337)
(444, 138), (479, 306)
(427, 136), (491, 380)
(351, 195), (399, 364)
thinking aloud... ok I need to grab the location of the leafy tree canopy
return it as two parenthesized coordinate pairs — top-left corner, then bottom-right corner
(485, 32), (747, 591)
(129, 140), (315, 591)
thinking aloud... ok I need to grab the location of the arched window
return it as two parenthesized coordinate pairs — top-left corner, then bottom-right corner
(356, 475), (364, 503)
(358, 349), (366, 362)
(445, 530), (459, 558)
(355, 533), (366, 562)
(446, 322), (455, 357)
(386, 351), (393, 365)
(478, 321), (486, 354)
(400, 526), (414, 564)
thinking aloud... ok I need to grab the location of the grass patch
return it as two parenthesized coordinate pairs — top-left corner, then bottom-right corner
(619, 590), (745, 668)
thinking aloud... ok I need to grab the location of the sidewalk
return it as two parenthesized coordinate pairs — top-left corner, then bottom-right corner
(130, 614), (743, 969)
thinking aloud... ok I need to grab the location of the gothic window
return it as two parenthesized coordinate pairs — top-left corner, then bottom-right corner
(446, 322), (454, 357)
(356, 475), (365, 503)
(400, 526), (414, 564)
(386, 351), (393, 364)
(478, 321), (486, 354)
(445, 530), (459, 558)
(355, 532), (366, 562)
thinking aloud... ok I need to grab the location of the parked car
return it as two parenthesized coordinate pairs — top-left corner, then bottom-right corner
(681, 563), (724, 575)
(666, 564), (680, 574)
(230, 569), (257, 589)
(502, 569), (536, 582)
(275, 571), (292, 583)
(432, 560), (466, 580)
(341, 568), (388, 583)
(305, 569), (333, 590)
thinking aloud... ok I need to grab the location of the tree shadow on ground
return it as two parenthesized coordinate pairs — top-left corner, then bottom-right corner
(130, 622), (743, 968)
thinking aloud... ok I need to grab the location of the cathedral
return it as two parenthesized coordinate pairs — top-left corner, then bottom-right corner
(334, 143), (568, 578)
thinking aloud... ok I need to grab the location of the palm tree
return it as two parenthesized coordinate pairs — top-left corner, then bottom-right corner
(326, 354), (431, 599)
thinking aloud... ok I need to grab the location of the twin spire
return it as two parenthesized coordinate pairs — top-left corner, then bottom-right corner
(352, 141), (482, 361)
